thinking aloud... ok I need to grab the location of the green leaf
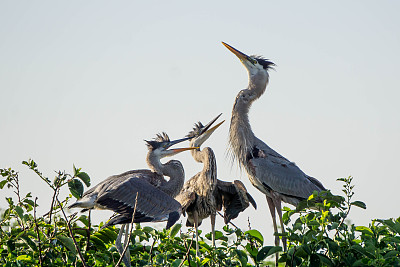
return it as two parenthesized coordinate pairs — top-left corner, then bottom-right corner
(101, 228), (118, 242)
(384, 250), (399, 259)
(234, 249), (248, 266)
(68, 179), (84, 199)
(245, 243), (258, 257)
(16, 255), (32, 262)
(142, 226), (155, 234)
(90, 236), (107, 250)
(76, 172), (91, 187)
(351, 244), (372, 257)
(170, 223), (181, 238)
(0, 179), (8, 189)
(256, 246), (282, 262)
(377, 219), (400, 235)
(58, 235), (77, 256)
(245, 229), (264, 245)
(317, 253), (333, 266)
(20, 234), (38, 251)
(201, 258), (211, 265)
(15, 206), (24, 220)
(23, 199), (36, 207)
(93, 231), (111, 243)
(355, 226), (373, 236)
(351, 201), (366, 209)
(78, 215), (89, 227)
(205, 230), (228, 242)
(171, 259), (183, 267)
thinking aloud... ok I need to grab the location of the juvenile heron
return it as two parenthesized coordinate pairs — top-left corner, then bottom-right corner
(222, 42), (326, 256)
(69, 133), (196, 266)
(176, 114), (256, 256)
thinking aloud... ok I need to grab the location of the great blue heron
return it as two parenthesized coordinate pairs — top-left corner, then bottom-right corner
(222, 42), (326, 255)
(176, 114), (257, 256)
(69, 133), (196, 267)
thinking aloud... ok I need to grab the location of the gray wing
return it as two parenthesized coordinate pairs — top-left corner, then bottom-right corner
(83, 169), (165, 198)
(175, 189), (196, 215)
(215, 180), (257, 224)
(248, 138), (326, 203)
(69, 169), (167, 211)
(95, 175), (181, 227)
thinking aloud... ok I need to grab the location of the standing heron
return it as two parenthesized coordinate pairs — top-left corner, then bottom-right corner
(222, 42), (326, 255)
(69, 133), (196, 267)
(176, 114), (257, 256)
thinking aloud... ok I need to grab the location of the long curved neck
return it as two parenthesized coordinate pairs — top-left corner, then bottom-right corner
(229, 70), (270, 168)
(229, 94), (256, 168)
(146, 151), (163, 175)
(146, 152), (184, 197)
(191, 147), (216, 186)
(249, 71), (269, 99)
(159, 161), (185, 198)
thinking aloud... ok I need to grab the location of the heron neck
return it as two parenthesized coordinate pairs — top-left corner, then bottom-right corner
(248, 71), (269, 99)
(146, 152), (185, 197)
(229, 101), (255, 167)
(146, 152), (163, 175)
(159, 160), (185, 198)
(191, 147), (217, 186)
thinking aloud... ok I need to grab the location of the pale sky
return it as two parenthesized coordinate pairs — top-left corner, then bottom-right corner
(1, 1), (399, 245)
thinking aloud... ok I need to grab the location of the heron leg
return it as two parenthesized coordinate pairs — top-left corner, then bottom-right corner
(193, 210), (200, 257)
(115, 224), (131, 267)
(211, 212), (216, 247)
(116, 226), (124, 255)
(123, 224), (131, 266)
(266, 196), (279, 267)
(273, 198), (287, 252)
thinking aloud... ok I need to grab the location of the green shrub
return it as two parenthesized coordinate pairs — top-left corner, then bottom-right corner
(1, 161), (399, 266)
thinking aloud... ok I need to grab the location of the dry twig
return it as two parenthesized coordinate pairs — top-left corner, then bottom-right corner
(56, 198), (88, 267)
(115, 192), (139, 266)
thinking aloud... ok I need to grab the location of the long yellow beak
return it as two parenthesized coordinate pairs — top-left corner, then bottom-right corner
(170, 147), (199, 153)
(204, 120), (225, 135)
(222, 42), (250, 61)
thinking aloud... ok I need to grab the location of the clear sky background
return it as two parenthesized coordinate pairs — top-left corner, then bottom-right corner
(1, 1), (399, 245)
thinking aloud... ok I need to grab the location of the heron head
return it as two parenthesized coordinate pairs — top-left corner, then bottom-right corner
(186, 113), (224, 148)
(222, 42), (275, 77)
(145, 132), (197, 158)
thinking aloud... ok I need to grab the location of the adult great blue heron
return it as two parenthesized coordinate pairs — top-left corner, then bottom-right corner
(222, 42), (326, 253)
(69, 133), (196, 266)
(176, 114), (256, 255)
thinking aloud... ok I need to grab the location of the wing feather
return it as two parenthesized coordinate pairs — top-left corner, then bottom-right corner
(96, 176), (181, 222)
(215, 179), (256, 224)
(250, 138), (325, 203)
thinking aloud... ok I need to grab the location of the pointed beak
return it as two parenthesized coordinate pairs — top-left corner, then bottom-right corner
(165, 136), (193, 149)
(162, 137), (198, 157)
(222, 42), (258, 73)
(222, 42), (249, 60)
(165, 146), (199, 157)
(200, 113), (222, 135)
(194, 114), (225, 147)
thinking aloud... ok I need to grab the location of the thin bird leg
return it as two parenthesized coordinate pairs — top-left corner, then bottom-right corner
(266, 196), (279, 267)
(266, 196), (279, 247)
(273, 198), (287, 252)
(210, 212), (216, 247)
(123, 224), (131, 266)
(116, 226), (124, 255)
(115, 224), (131, 267)
(193, 210), (200, 257)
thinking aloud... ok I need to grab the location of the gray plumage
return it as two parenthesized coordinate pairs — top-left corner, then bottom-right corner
(176, 114), (256, 255)
(215, 179), (257, 224)
(69, 133), (195, 267)
(222, 42), (325, 259)
(69, 133), (190, 227)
